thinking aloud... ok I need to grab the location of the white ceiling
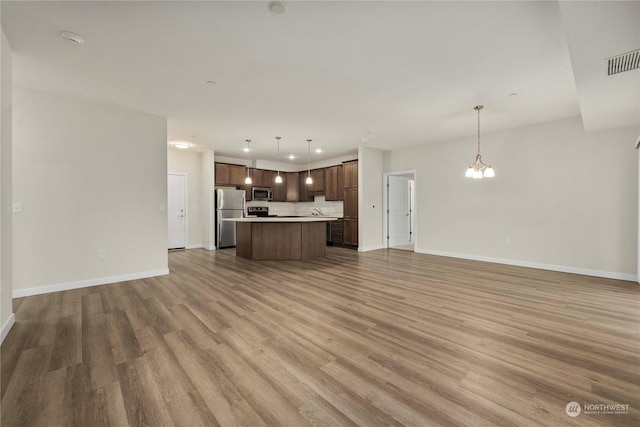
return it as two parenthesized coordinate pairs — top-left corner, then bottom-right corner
(2, 1), (638, 163)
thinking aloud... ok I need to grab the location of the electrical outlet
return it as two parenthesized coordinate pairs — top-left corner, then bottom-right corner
(12, 203), (22, 213)
(159, 204), (166, 212)
(504, 238), (511, 245)
(98, 249), (106, 259)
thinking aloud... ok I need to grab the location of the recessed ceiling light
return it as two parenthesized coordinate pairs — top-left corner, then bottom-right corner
(288, 154), (295, 160)
(206, 81), (216, 86)
(268, 1), (287, 15)
(172, 141), (190, 149)
(508, 92), (518, 97)
(60, 31), (85, 45)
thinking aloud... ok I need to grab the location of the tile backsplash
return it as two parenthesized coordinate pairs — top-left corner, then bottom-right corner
(246, 195), (343, 216)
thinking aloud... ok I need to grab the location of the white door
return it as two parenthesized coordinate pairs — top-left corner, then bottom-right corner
(168, 173), (187, 249)
(388, 175), (411, 247)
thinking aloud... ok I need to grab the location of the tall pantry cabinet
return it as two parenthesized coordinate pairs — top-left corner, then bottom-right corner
(342, 160), (358, 247)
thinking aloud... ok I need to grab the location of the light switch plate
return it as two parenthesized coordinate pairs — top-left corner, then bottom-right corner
(12, 203), (22, 213)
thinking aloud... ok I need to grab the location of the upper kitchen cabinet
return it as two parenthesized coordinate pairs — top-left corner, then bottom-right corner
(251, 169), (264, 187)
(273, 173), (287, 202)
(263, 170), (276, 187)
(230, 164), (248, 186)
(215, 163), (231, 184)
(299, 172), (311, 202)
(215, 163), (249, 187)
(343, 160), (358, 189)
(286, 172), (299, 202)
(324, 165), (342, 201)
(309, 169), (325, 195)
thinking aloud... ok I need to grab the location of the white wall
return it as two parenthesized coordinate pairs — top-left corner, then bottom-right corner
(0, 25), (14, 341)
(168, 148), (203, 248)
(12, 88), (169, 296)
(383, 117), (638, 280)
(359, 147), (384, 251)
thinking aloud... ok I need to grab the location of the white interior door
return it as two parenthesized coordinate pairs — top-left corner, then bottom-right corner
(168, 173), (187, 249)
(388, 175), (411, 247)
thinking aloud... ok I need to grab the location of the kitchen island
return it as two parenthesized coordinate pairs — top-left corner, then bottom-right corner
(224, 216), (338, 260)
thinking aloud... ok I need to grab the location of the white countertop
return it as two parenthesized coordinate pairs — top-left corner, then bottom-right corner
(224, 216), (338, 223)
(264, 212), (344, 218)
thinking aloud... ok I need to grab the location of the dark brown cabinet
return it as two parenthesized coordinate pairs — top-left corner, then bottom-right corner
(286, 172), (299, 202)
(343, 219), (358, 246)
(299, 172), (311, 202)
(215, 163), (231, 184)
(343, 160), (358, 189)
(214, 162), (356, 220)
(330, 218), (343, 245)
(230, 165), (248, 186)
(262, 170), (276, 187)
(324, 165), (342, 201)
(251, 169), (263, 187)
(273, 173), (287, 202)
(343, 188), (358, 218)
(252, 169), (276, 187)
(342, 160), (358, 248)
(309, 169), (325, 194)
(214, 163), (248, 186)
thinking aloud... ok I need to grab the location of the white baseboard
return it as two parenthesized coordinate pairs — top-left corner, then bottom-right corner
(415, 248), (637, 282)
(186, 244), (203, 249)
(1, 313), (15, 344)
(203, 245), (216, 251)
(12, 268), (170, 299)
(358, 244), (385, 252)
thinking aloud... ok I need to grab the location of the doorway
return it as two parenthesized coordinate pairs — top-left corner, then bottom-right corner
(168, 173), (187, 250)
(385, 171), (416, 251)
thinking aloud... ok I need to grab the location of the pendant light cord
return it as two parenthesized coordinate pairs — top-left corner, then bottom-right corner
(307, 139), (311, 178)
(476, 106), (482, 156)
(276, 136), (281, 177)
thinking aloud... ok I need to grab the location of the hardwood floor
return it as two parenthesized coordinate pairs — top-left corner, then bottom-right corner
(2, 247), (639, 426)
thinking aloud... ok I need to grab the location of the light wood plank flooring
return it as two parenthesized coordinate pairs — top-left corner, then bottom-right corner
(2, 247), (639, 426)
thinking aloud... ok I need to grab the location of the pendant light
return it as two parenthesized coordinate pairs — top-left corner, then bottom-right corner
(275, 136), (283, 184)
(244, 139), (252, 185)
(305, 139), (313, 185)
(465, 105), (494, 179)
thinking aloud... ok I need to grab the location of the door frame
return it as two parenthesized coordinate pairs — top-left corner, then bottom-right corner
(383, 170), (417, 250)
(168, 172), (188, 250)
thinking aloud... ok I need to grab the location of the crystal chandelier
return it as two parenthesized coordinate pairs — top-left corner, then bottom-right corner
(465, 105), (495, 179)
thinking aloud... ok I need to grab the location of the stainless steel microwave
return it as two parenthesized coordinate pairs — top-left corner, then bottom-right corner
(252, 187), (273, 201)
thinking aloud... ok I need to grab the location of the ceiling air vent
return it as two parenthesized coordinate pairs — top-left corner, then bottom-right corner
(606, 49), (640, 76)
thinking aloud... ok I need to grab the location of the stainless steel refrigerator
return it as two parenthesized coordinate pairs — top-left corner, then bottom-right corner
(215, 189), (245, 248)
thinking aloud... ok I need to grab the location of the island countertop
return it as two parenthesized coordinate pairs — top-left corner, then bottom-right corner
(224, 216), (338, 223)
(227, 216), (335, 260)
